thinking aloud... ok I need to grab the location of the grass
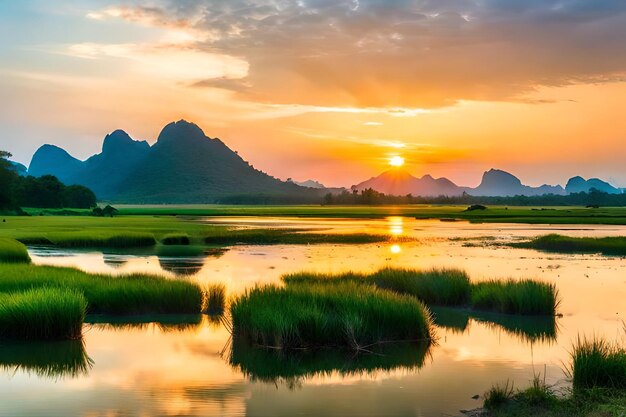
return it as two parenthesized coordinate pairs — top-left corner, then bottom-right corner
(470, 279), (559, 316)
(569, 336), (626, 390)
(0, 339), (92, 378)
(114, 204), (626, 225)
(515, 234), (626, 256)
(0, 216), (394, 248)
(85, 314), (204, 333)
(481, 335), (626, 416)
(484, 380), (515, 409)
(204, 283), (226, 315)
(284, 268), (558, 316)
(161, 233), (191, 245)
(230, 282), (434, 350)
(0, 288), (86, 340)
(0, 263), (204, 315)
(229, 339), (431, 384)
(0, 238), (31, 263)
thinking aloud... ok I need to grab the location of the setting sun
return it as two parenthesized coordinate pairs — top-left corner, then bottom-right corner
(389, 156), (405, 167)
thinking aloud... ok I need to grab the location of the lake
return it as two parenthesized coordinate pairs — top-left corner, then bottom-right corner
(1, 217), (625, 417)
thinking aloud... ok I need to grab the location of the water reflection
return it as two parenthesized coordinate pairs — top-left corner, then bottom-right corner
(431, 307), (558, 344)
(387, 216), (404, 236)
(229, 340), (432, 388)
(85, 314), (205, 333)
(0, 340), (92, 379)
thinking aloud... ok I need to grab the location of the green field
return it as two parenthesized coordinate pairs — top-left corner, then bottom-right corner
(105, 204), (626, 225)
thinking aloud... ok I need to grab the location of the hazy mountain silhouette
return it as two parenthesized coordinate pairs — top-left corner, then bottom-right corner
(26, 120), (322, 203)
(288, 179), (326, 189)
(8, 160), (27, 175)
(29, 144), (83, 184)
(472, 169), (565, 197)
(353, 169), (465, 196)
(80, 130), (150, 198)
(565, 176), (620, 194)
(352, 168), (570, 197)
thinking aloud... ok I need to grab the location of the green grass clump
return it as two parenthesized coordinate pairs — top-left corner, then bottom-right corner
(0, 264), (203, 315)
(32, 231), (157, 248)
(205, 283), (226, 315)
(284, 268), (471, 306)
(0, 238), (31, 263)
(161, 233), (191, 245)
(470, 279), (559, 315)
(370, 268), (471, 306)
(231, 282), (433, 350)
(0, 288), (86, 340)
(516, 234), (626, 255)
(570, 336), (626, 390)
(0, 339), (92, 378)
(484, 380), (515, 409)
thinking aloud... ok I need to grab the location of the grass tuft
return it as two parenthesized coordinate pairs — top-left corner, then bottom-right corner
(515, 234), (626, 256)
(0, 238), (31, 263)
(470, 279), (559, 315)
(570, 335), (626, 390)
(231, 282), (433, 350)
(0, 264), (203, 315)
(0, 288), (86, 340)
(204, 283), (226, 315)
(484, 380), (515, 409)
(0, 339), (92, 378)
(161, 233), (191, 245)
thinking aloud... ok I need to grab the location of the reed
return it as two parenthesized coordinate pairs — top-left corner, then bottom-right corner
(0, 238), (31, 263)
(470, 279), (559, 315)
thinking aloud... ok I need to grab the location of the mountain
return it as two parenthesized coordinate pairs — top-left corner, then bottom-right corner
(111, 120), (322, 203)
(565, 176), (621, 194)
(27, 120), (322, 203)
(352, 168), (567, 197)
(80, 130), (150, 198)
(288, 179), (326, 189)
(28, 144), (83, 184)
(353, 169), (465, 196)
(472, 169), (565, 197)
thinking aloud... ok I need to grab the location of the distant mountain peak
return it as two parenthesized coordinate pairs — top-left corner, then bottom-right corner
(102, 130), (148, 154)
(157, 120), (207, 145)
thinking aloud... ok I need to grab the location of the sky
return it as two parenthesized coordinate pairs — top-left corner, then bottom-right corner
(1, 0), (626, 188)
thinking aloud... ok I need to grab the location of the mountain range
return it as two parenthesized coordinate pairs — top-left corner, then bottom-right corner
(353, 169), (621, 197)
(25, 120), (622, 202)
(28, 120), (325, 203)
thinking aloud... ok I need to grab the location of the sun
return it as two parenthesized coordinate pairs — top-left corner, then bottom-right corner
(389, 156), (405, 167)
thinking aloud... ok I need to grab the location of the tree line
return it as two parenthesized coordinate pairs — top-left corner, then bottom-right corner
(322, 188), (626, 206)
(0, 151), (96, 211)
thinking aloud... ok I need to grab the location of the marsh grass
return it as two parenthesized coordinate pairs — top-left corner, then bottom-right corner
(0, 238), (31, 263)
(470, 279), (559, 315)
(569, 336), (626, 390)
(229, 339), (432, 385)
(0, 264), (203, 315)
(0, 339), (92, 378)
(284, 268), (558, 316)
(0, 288), (86, 340)
(484, 380), (515, 409)
(204, 228), (392, 245)
(204, 283), (227, 315)
(515, 234), (626, 255)
(18, 231), (158, 248)
(231, 282), (433, 350)
(161, 233), (191, 245)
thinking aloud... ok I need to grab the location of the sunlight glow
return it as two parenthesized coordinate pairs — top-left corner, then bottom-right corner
(390, 244), (402, 254)
(389, 156), (405, 167)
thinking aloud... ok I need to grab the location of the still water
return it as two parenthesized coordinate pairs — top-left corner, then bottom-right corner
(1, 218), (625, 417)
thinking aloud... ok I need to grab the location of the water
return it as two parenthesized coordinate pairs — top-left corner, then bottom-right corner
(2, 218), (625, 416)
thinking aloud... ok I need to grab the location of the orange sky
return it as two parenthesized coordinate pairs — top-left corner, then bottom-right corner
(1, 1), (626, 188)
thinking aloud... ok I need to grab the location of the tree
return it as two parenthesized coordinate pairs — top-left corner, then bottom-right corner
(0, 151), (19, 210)
(63, 185), (97, 208)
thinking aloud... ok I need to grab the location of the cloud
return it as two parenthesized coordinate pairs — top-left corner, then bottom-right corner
(81, 0), (626, 108)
